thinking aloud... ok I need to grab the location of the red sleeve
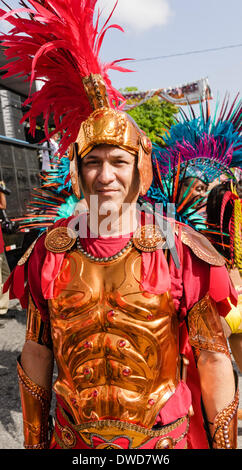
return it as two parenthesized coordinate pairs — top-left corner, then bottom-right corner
(27, 233), (49, 321)
(169, 236), (237, 321)
(3, 232), (49, 317)
(4, 217), (75, 322)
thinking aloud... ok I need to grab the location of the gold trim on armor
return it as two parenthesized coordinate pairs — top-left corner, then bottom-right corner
(44, 226), (77, 253)
(17, 359), (51, 448)
(26, 295), (52, 349)
(213, 373), (239, 449)
(49, 248), (179, 428)
(75, 107), (140, 159)
(55, 403), (189, 449)
(177, 223), (225, 266)
(188, 293), (231, 359)
(133, 224), (165, 252)
(57, 403), (187, 437)
(82, 74), (110, 110)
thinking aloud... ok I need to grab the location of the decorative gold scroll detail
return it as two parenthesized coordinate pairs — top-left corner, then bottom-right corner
(54, 403), (189, 449)
(133, 224), (165, 252)
(26, 295), (52, 348)
(17, 238), (39, 266)
(177, 223), (225, 266)
(82, 73), (110, 110)
(48, 247), (180, 428)
(45, 226), (77, 253)
(213, 375), (239, 449)
(188, 293), (231, 358)
(17, 359), (51, 449)
(75, 107), (141, 159)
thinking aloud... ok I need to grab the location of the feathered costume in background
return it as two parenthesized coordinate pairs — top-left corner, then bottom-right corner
(0, 0), (133, 231)
(13, 155), (79, 231)
(206, 180), (242, 275)
(0, 0), (132, 155)
(141, 96), (242, 232)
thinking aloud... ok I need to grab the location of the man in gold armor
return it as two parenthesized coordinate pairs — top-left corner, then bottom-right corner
(1, 0), (239, 450)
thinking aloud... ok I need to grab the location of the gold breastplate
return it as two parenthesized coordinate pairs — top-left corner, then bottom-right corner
(48, 246), (180, 428)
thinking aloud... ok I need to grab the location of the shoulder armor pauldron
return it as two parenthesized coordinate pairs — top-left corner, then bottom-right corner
(176, 223), (225, 267)
(44, 226), (77, 253)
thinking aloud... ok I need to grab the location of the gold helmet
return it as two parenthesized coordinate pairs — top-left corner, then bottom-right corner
(1, 1), (153, 198)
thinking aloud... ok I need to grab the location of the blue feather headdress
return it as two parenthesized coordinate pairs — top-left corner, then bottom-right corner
(141, 96), (242, 230)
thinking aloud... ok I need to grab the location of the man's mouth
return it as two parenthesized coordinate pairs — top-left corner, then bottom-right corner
(96, 188), (118, 193)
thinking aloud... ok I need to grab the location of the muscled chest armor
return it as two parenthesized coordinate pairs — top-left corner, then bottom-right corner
(48, 246), (180, 428)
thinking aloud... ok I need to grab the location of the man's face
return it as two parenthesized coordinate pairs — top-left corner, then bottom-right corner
(79, 145), (140, 213)
(179, 177), (208, 204)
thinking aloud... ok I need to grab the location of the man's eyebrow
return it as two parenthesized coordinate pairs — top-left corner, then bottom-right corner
(84, 154), (101, 160)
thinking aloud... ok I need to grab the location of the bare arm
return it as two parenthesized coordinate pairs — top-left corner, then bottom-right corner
(20, 340), (54, 390)
(197, 349), (235, 445)
(188, 294), (238, 448)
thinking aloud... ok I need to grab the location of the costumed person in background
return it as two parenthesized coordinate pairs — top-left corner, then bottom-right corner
(1, 0), (238, 450)
(0, 180), (11, 314)
(206, 180), (242, 371)
(144, 97), (242, 232)
(14, 154), (80, 233)
(141, 95), (242, 445)
(144, 95), (242, 375)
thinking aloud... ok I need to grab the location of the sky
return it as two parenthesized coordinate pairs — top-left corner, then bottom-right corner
(3, 0), (242, 110)
(98, 0), (242, 108)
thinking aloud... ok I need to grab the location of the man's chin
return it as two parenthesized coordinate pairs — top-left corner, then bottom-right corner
(99, 199), (121, 214)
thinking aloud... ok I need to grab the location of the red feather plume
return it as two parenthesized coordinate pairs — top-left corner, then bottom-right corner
(0, 0), (133, 154)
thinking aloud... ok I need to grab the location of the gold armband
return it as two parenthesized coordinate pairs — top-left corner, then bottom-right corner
(188, 293), (231, 360)
(17, 359), (51, 449)
(26, 295), (52, 349)
(213, 374), (239, 449)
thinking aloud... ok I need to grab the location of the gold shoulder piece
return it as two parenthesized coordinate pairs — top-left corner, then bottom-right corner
(177, 223), (225, 267)
(17, 238), (39, 266)
(44, 226), (77, 253)
(133, 224), (165, 252)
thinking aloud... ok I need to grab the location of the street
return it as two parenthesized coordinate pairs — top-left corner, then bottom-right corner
(0, 307), (242, 449)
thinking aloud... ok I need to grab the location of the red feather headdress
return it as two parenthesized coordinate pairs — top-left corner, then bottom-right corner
(0, 0), (132, 154)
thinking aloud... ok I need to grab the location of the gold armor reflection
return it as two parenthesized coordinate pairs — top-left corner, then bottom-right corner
(48, 247), (180, 428)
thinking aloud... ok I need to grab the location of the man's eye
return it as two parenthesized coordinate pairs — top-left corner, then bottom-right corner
(85, 160), (99, 166)
(115, 160), (129, 165)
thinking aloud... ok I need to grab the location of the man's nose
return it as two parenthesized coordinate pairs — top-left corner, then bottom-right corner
(97, 162), (115, 184)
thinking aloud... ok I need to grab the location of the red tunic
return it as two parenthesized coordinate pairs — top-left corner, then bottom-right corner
(4, 216), (237, 449)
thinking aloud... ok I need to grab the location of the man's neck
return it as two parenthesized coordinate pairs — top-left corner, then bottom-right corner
(87, 207), (138, 238)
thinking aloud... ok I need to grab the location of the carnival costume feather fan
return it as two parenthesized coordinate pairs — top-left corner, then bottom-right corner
(155, 96), (242, 182)
(13, 154), (79, 231)
(143, 97), (242, 230)
(0, 0), (132, 154)
(206, 180), (242, 275)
